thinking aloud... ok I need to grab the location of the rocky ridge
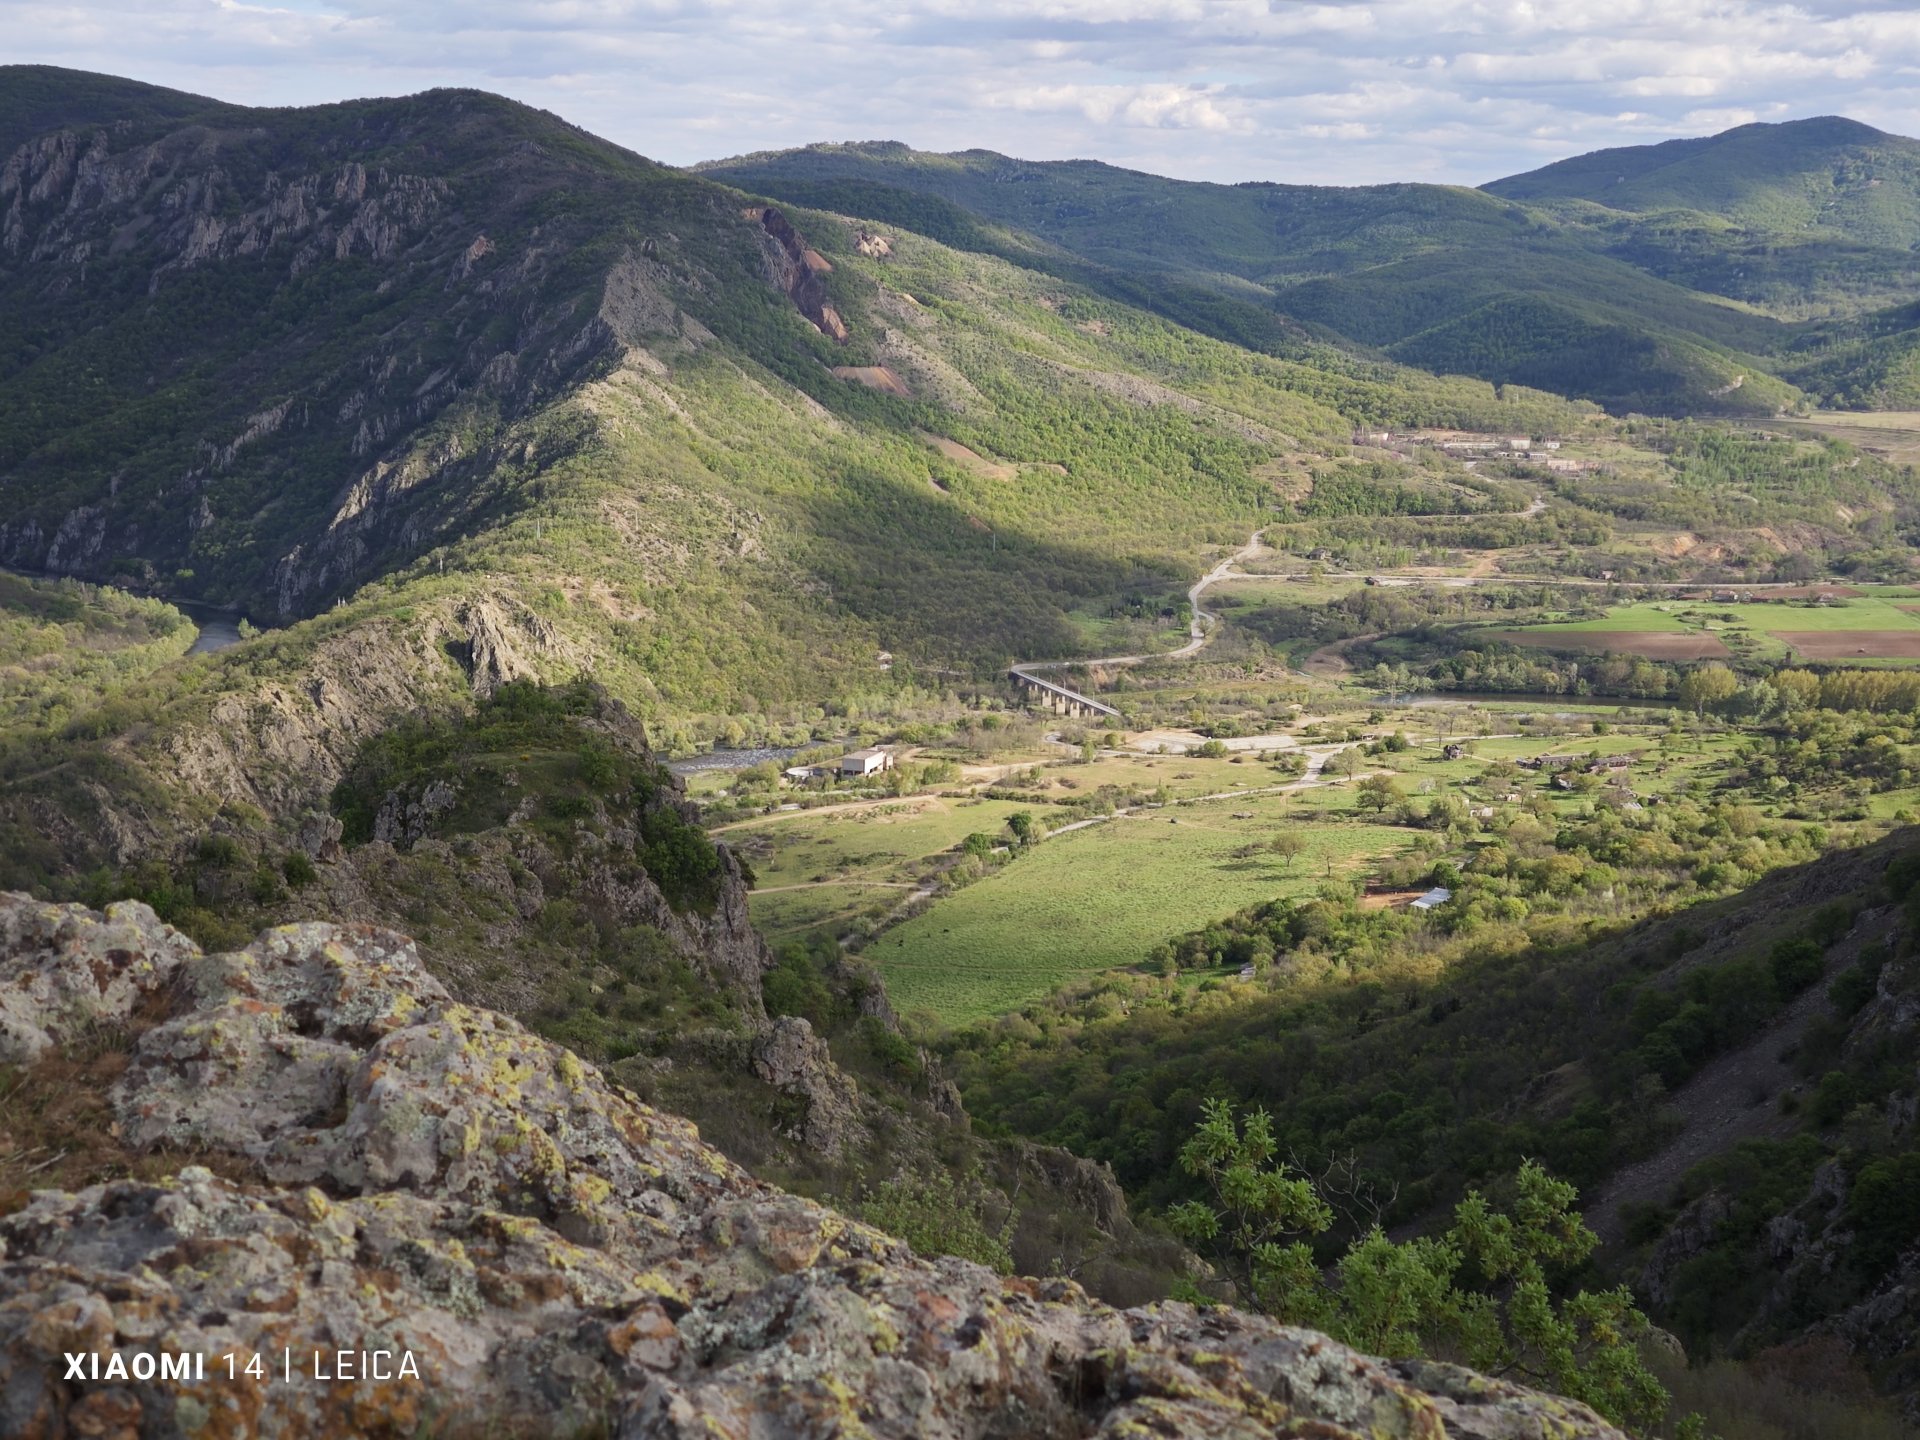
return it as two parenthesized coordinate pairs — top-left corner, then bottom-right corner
(0, 894), (1627, 1439)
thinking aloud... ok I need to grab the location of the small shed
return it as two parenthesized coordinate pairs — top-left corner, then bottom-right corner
(1410, 887), (1453, 911)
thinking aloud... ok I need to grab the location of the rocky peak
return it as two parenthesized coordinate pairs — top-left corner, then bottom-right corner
(0, 894), (1626, 1438)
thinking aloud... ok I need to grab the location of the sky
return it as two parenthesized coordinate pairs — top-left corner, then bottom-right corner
(9, 1), (1920, 185)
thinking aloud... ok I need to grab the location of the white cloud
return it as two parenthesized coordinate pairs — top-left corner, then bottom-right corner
(4, 0), (1918, 183)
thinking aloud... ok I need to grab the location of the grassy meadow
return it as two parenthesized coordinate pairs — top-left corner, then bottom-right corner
(876, 798), (1412, 1025)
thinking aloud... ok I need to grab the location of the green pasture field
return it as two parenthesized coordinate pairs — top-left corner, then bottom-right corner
(750, 883), (903, 941)
(1716, 597), (1920, 633)
(1408, 731), (1744, 799)
(877, 798), (1419, 1026)
(1518, 596), (1920, 636)
(1052, 752), (1295, 797)
(727, 795), (1037, 885)
(725, 795), (1039, 938)
(1520, 604), (1690, 633)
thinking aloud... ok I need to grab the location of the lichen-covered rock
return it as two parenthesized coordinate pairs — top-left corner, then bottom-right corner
(0, 897), (194, 1064)
(0, 894), (1628, 1438)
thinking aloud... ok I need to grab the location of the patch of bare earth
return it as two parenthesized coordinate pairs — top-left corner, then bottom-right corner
(1754, 584), (1862, 599)
(1779, 630), (1920, 660)
(1360, 890), (1424, 911)
(1494, 630), (1732, 660)
(919, 432), (1016, 481)
(830, 365), (910, 397)
(1303, 633), (1381, 678)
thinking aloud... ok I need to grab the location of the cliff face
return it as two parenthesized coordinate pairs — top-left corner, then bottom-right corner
(0, 76), (800, 620)
(0, 895), (1627, 1440)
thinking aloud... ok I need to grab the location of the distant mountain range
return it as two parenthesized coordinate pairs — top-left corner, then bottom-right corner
(700, 117), (1920, 415)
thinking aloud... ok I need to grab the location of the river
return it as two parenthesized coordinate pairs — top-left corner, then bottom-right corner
(0, 565), (251, 656)
(664, 745), (810, 776)
(170, 598), (248, 655)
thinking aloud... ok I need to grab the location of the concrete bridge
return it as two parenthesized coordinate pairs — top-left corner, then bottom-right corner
(1008, 668), (1120, 720)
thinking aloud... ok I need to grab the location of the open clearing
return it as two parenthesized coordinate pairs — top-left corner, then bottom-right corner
(919, 432), (1017, 480)
(1765, 410), (1920, 467)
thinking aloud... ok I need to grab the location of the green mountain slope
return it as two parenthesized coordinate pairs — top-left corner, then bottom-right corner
(1487, 118), (1920, 318)
(698, 140), (1799, 416)
(1485, 117), (1920, 241)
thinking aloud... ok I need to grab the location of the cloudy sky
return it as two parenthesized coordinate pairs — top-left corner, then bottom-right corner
(10, 1), (1920, 185)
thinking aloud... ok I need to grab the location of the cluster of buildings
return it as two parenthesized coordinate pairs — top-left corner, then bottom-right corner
(1349, 429), (1595, 474)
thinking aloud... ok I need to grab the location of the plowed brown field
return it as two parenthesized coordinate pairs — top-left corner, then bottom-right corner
(1493, 630), (1731, 659)
(1778, 631), (1920, 660)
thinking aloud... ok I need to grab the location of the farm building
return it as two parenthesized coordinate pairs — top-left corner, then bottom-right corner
(1410, 887), (1453, 911)
(839, 748), (895, 778)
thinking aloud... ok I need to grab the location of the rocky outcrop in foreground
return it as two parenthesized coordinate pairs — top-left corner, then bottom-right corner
(0, 895), (1625, 1438)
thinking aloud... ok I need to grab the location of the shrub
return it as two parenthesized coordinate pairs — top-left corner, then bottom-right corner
(1769, 936), (1825, 996)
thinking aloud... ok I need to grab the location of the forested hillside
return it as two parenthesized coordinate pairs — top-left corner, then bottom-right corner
(702, 119), (1920, 417)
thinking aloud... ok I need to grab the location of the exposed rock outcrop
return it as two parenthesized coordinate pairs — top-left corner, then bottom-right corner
(749, 1015), (866, 1155)
(0, 895), (1628, 1439)
(746, 205), (848, 342)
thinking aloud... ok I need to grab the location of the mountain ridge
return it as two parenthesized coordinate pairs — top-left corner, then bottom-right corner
(702, 116), (1920, 415)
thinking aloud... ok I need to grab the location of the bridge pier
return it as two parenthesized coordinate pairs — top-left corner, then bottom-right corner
(1009, 669), (1119, 721)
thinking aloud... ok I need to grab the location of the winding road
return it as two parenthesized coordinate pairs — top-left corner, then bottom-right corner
(1008, 531), (1269, 702)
